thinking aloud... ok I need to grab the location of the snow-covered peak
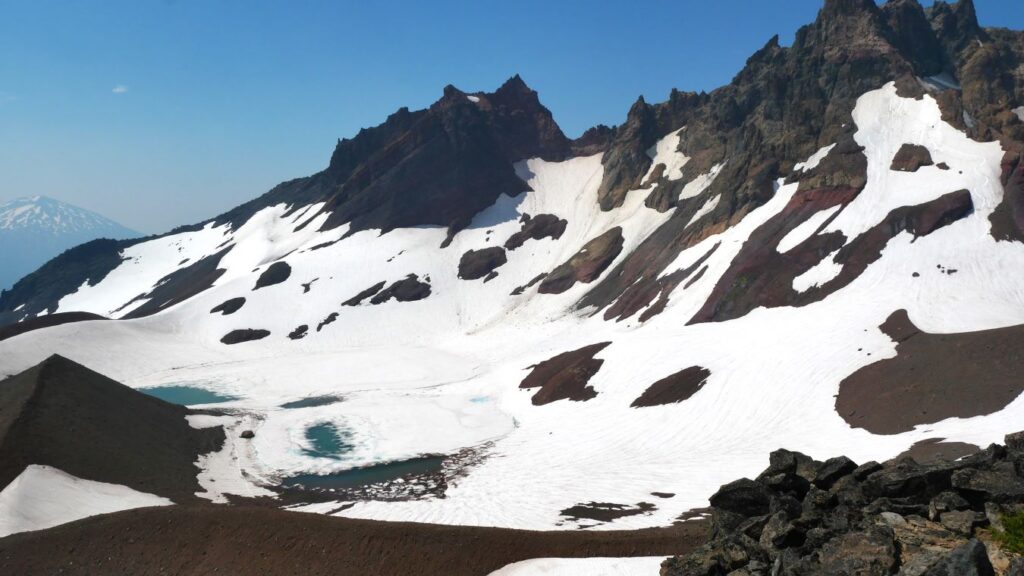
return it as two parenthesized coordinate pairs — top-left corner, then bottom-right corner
(0, 196), (137, 237)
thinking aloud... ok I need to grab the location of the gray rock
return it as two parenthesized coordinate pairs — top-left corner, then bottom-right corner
(919, 539), (994, 576)
(938, 510), (975, 536)
(710, 478), (773, 518)
(928, 491), (970, 521)
(814, 456), (858, 489)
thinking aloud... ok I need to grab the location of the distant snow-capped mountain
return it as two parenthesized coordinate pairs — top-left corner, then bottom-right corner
(0, 196), (138, 290)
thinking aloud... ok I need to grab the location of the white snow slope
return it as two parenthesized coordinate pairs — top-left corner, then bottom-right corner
(2, 84), (1024, 533)
(0, 465), (172, 538)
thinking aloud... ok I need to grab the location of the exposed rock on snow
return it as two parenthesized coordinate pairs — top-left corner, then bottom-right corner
(343, 280), (387, 306)
(631, 366), (710, 408)
(519, 343), (610, 405)
(210, 297), (245, 315)
(504, 213), (567, 250)
(538, 227), (624, 294)
(891, 143), (935, 172)
(253, 261), (292, 290)
(369, 274), (431, 304)
(287, 324), (309, 340)
(837, 310), (1024, 434)
(458, 247), (508, 280)
(220, 328), (271, 344)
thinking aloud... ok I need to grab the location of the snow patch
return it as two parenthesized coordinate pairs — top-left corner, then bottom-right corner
(686, 194), (720, 228)
(793, 249), (843, 292)
(642, 128), (689, 183)
(0, 465), (172, 537)
(777, 205), (841, 253)
(793, 143), (836, 172)
(488, 556), (667, 575)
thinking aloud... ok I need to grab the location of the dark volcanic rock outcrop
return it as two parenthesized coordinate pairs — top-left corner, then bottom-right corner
(122, 247), (233, 319)
(369, 275), (432, 304)
(253, 261), (292, 290)
(519, 342), (610, 405)
(0, 355), (223, 501)
(343, 281), (387, 306)
(891, 143), (935, 171)
(538, 227), (623, 294)
(664, 430), (1024, 575)
(220, 329), (271, 344)
(210, 297), (245, 315)
(458, 247), (507, 280)
(504, 213), (567, 250)
(837, 310), (1024, 434)
(0, 312), (107, 343)
(631, 366), (710, 408)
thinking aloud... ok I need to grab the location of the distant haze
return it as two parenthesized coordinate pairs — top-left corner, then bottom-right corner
(0, 196), (138, 291)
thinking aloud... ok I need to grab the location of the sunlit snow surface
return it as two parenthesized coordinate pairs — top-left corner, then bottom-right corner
(3, 84), (1024, 531)
(488, 556), (667, 575)
(0, 466), (172, 537)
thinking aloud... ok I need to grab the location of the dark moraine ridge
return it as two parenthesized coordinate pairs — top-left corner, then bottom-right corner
(0, 355), (223, 501)
(0, 506), (707, 576)
(220, 328), (271, 345)
(0, 311), (107, 342)
(836, 310), (1024, 434)
(519, 342), (610, 405)
(632, 366), (711, 408)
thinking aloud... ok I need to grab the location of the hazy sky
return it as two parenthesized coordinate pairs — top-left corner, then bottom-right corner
(1, 1), (1021, 234)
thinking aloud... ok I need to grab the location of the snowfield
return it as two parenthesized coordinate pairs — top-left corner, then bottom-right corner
(0, 466), (172, 537)
(2, 83), (1024, 533)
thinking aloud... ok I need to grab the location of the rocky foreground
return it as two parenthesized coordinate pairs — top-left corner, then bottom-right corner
(664, 433), (1024, 575)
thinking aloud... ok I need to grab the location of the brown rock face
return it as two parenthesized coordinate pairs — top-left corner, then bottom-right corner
(691, 188), (973, 324)
(631, 366), (711, 408)
(891, 143), (935, 172)
(990, 151), (1024, 242)
(504, 213), (567, 250)
(519, 342), (610, 405)
(538, 227), (624, 294)
(457, 247), (507, 281)
(836, 309), (1024, 434)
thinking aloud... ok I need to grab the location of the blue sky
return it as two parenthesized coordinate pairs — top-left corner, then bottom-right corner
(1, 1), (1021, 234)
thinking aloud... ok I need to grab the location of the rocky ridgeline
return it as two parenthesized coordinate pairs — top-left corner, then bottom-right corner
(664, 432), (1024, 575)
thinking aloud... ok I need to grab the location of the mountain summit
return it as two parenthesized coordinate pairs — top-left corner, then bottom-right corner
(0, 196), (138, 290)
